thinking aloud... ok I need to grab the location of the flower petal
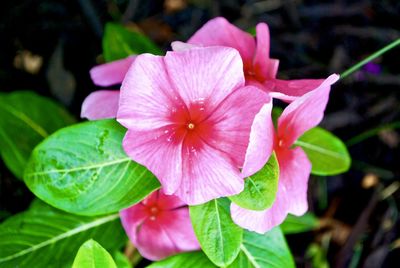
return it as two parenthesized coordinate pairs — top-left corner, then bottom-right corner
(176, 140), (244, 205)
(157, 191), (186, 210)
(90, 56), (136, 86)
(171, 41), (199, 51)
(165, 47), (245, 119)
(158, 208), (200, 251)
(188, 17), (256, 68)
(266, 78), (325, 102)
(119, 203), (148, 251)
(135, 219), (178, 260)
(241, 101), (274, 178)
(277, 74), (339, 146)
(117, 54), (185, 131)
(253, 23), (279, 80)
(231, 147), (311, 233)
(204, 86), (270, 167)
(80, 90), (120, 120)
(122, 128), (183, 194)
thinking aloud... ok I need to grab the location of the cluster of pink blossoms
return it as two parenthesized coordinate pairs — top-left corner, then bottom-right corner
(82, 17), (339, 260)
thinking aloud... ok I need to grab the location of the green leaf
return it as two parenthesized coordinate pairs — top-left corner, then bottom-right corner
(280, 213), (319, 234)
(0, 91), (75, 178)
(147, 251), (217, 268)
(229, 228), (295, 268)
(103, 23), (163, 62)
(72, 239), (117, 268)
(189, 198), (242, 266)
(24, 119), (160, 216)
(113, 251), (131, 268)
(229, 153), (279, 211)
(296, 127), (351, 176)
(0, 200), (125, 268)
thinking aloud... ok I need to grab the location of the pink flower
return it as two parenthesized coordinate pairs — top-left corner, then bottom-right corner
(186, 17), (325, 102)
(81, 56), (135, 120)
(120, 190), (200, 260)
(117, 47), (270, 205)
(231, 74), (340, 233)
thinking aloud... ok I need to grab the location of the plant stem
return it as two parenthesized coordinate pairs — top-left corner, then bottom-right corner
(340, 38), (400, 79)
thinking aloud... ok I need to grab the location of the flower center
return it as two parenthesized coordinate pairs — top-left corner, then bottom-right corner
(148, 206), (159, 221)
(244, 62), (267, 83)
(187, 122), (195, 130)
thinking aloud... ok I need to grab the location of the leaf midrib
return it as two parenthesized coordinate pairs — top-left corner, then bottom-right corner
(295, 140), (345, 159)
(25, 157), (131, 176)
(214, 199), (225, 264)
(0, 102), (49, 138)
(0, 213), (119, 263)
(240, 244), (260, 268)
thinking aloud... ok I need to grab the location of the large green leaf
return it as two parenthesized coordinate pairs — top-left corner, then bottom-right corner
(103, 23), (163, 62)
(229, 153), (279, 211)
(189, 198), (243, 267)
(147, 251), (217, 268)
(72, 239), (117, 268)
(296, 127), (351, 175)
(0, 200), (125, 268)
(24, 119), (160, 216)
(0, 91), (75, 178)
(229, 228), (295, 268)
(280, 213), (319, 234)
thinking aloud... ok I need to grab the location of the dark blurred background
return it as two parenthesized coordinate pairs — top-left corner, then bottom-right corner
(0, 0), (399, 267)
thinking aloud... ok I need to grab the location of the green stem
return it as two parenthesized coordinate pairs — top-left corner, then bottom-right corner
(340, 38), (400, 79)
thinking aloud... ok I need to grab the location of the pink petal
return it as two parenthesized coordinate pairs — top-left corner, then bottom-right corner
(135, 208), (199, 260)
(171, 41), (199, 51)
(80, 90), (120, 120)
(158, 208), (200, 251)
(122, 128), (183, 194)
(119, 203), (148, 250)
(136, 220), (178, 260)
(90, 56), (136, 87)
(188, 17), (256, 66)
(241, 101), (274, 178)
(277, 74), (339, 146)
(164, 47), (245, 118)
(176, 140), (244, 205)
(204, 86), (270, 167)
(120, 192), (199, 261)
(266, 78), (325, 102)
(157, 191), (186, 210)
(253, 23), (279, 80)
(231, 147), (311, 233)
(117, 54), (185, 131)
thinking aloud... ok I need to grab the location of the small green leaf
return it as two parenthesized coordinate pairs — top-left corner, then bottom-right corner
(228, 228), (295, 268)
(247, 27), (256, 36)
(72, 240), (117, 268)
(147, 251), (217, 268)
(0, 91), (75, 178)
(24, 119), (160, 216)
(280, 213), (319, 234)
(296, 127), (351, 175)
(113, 251), (131, 268)
(0, 200), (125, 268)
(189, 198), (243, 267)
(229, 153), (279, 211)
(103, 23), (163, 62)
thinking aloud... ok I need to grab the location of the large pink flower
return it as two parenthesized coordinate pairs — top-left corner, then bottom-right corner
(187, 17), (325, 102)
(120, 190), (200, 260)
(117, 47), (270, 205)
(231, 74), (340, 233)
(81, 56), (135, 120)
